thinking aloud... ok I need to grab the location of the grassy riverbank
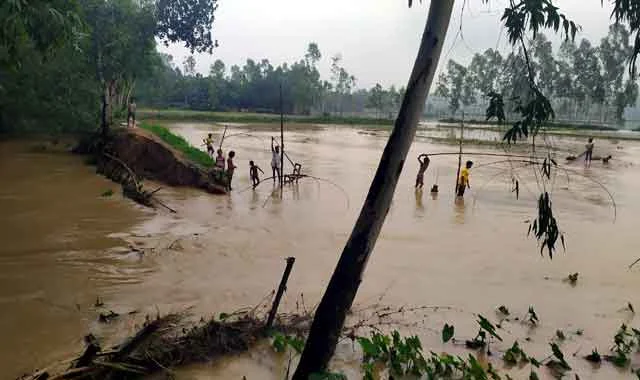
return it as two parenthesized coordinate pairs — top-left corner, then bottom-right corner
(140, 123), (213, 167)
(139, 109), (394, 126)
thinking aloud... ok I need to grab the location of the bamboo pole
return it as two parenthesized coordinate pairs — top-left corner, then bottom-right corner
(454, 111), (464, 194)
(293, 2), (455, 377)
(266, 257), (296, 329)
(280, 83), (285, 190)
(219, 125), (228, 150)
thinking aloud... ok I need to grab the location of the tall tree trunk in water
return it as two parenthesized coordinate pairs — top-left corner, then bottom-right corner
(292, 2), (454, 378)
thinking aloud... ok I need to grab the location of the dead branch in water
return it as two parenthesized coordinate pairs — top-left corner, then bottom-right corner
(101, 153), (176, 213)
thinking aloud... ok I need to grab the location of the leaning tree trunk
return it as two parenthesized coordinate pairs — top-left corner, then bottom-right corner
(292, 2), (454, 378)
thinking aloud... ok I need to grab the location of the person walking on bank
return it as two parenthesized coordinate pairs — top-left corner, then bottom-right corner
(127, 98), (137, 128)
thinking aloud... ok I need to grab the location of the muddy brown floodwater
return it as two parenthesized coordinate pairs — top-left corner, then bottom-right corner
(2, 124), (640, 379)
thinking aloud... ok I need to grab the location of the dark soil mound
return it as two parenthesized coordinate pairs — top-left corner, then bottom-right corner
(80, 128), (227, 195)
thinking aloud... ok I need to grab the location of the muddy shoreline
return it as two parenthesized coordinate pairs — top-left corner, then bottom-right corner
(76, 127), (227, 196)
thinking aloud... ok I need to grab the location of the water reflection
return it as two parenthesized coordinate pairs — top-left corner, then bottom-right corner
(292, 183), (300, 201)
(414, 189), (424, 218)
(453, 196), (466, 224)
(250, 190), (260, 210)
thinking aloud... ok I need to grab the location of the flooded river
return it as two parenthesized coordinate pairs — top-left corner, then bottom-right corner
(2, 124), (640, 379)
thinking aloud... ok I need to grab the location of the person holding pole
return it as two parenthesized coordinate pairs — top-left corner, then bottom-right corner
(271, 137), (282, 183)
(456, 160), (473, 197)
(415, 154), (430, 189)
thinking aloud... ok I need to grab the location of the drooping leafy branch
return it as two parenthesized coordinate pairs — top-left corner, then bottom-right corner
(502, 0), (580, 45)
(484, 0), (582, 257)
(0, 0), (83, 69)
(609, 0), (640, 76)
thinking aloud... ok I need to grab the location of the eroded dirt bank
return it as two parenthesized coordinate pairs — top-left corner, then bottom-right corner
(79, 127), (226, 195)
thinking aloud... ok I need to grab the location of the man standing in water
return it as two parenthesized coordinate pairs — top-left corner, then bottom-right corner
(226, 151), (236, 191)
(457, 160), (473, 197)
(271, 137), (281, 183)
(127, 98), (136, 128)
(415, 154), (430, 189)
(585, 137), (594, 167)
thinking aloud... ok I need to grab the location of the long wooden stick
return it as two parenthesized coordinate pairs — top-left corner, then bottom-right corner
(454, 111), (464, 194)
(219, 125), (228, 150)
(280, 83), (285, 190)
(266, 257), (296, 329)
(293, 2), (455, 377)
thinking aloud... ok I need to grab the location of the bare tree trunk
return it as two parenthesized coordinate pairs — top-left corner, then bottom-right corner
(125, 79), (135, 110)
(292, 2), (454, 378)
(107, 80), (116, 128)
(101, 87), (108, 138)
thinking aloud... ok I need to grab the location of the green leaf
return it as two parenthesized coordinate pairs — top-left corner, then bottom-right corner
(442, 323), (455, 343)
(271, 332), (286, 353)
(478, 315), (502, 341)
(287, 336), (305, 354)
(362, 362), (375, 380)
(529, 356), (541, 368)
(529, 370), (540, 380)
(357, 337), (380, 359)
(550, 342), (571, 370)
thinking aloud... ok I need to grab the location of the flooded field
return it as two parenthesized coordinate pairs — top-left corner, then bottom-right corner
(2, 123), (640, 379)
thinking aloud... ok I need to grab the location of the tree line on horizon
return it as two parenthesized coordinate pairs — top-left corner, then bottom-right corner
(434, 24), (639, 124)
(136, 43), (408, 119)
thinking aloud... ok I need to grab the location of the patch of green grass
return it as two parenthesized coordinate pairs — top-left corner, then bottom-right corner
(140, 123), (213, 167)
(138, 108), (394, 126)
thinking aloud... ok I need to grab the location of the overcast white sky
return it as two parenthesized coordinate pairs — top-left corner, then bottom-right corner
(160, 0), (617, 89)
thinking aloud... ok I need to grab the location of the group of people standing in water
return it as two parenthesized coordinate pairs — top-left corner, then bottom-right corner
(413, 137), (607, 200)
(415, 153), (473, 198)
(203, 133), (284, 191)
